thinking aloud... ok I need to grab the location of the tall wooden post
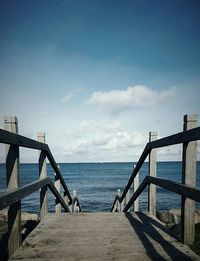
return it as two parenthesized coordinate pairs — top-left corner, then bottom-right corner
(148, 131), (157, 216)
(38, 132), (48, 219)
(125, 184), (130, 212)
(117, 189), (121, 212)
(55, 166), (61, 214)
(4, 116), (21, 257)
(181, 114), (197, 245)
(133, 165), (139, 212)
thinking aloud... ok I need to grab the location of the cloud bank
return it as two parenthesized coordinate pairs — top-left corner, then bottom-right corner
(62, 120), (145, 162)
(86, 85), (175, 113)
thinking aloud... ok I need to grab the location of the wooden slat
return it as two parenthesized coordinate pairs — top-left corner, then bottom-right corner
(0, 129), (48, 151)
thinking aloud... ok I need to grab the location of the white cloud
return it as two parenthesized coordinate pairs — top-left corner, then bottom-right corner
(62, 120), (145, 161)
(86, 85), (175, 113)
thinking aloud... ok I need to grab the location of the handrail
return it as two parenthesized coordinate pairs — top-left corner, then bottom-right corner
(111, 115), (199, 246)
(123, 176), (200, 212)
(0, 128), (76, 206)
(0, 116), (81, 257)
(0, 128), (48, 150)
(0, 177), (70, 212)
(120, 126), (200, 204)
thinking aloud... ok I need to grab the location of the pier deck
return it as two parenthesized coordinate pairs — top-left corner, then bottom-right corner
(9, 212), (199, 260)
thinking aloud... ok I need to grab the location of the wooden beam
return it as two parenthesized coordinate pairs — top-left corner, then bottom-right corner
(181, 114), (197, 245)
(4, 116), (21, 257)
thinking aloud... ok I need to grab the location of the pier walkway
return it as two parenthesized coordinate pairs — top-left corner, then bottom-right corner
(9, 212), (199, 260)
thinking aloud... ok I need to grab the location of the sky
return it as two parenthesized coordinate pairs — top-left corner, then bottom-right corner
(0, 0), (200, 163)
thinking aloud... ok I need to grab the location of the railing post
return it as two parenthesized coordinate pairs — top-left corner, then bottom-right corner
(55, 165), (61, 214)
(133, 165), (139, 212)
(181, 114), (197, 245)
(38, 132), (48, 219)
(72, 190), (77, 213)
(4, 116), (21, 257)
(148, 131), (157, 216)
(117, 189), (121, 212)
(125, 184), (130, 212)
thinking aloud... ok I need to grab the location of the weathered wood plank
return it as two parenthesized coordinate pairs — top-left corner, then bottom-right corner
(9, 213), (199, 260)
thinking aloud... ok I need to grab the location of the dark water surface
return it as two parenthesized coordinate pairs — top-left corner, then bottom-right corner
(0, 162), (199, 213)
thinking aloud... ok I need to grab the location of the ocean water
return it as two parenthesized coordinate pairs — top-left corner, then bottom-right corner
(0, 162), (199, 213)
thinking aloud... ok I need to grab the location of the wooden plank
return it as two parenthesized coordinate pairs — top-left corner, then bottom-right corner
(0, 128), (48, 151)
(181, 114), (197, 245)
(148, 131), (157, 216)
(4, 116), (21, 257)
(10, 213), (199, 260)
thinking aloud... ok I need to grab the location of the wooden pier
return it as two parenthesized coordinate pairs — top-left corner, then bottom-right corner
(0, 114), (200, 260)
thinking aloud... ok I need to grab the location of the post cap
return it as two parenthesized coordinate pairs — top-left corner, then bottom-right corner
(4, 116), (18, 124)
(184, 114), (198, 123)
(149, 131), (157, 136)
(38, 132), (46, 142)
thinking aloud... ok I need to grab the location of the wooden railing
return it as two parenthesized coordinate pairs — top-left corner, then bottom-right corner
(0, 116), (81, 258)
(111, 114), (200, 246)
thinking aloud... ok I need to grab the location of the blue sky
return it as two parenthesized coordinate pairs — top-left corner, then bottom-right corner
(0, 0), (200, 162)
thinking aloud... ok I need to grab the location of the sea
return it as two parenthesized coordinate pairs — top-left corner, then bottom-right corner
(0, 162), (200, 214)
